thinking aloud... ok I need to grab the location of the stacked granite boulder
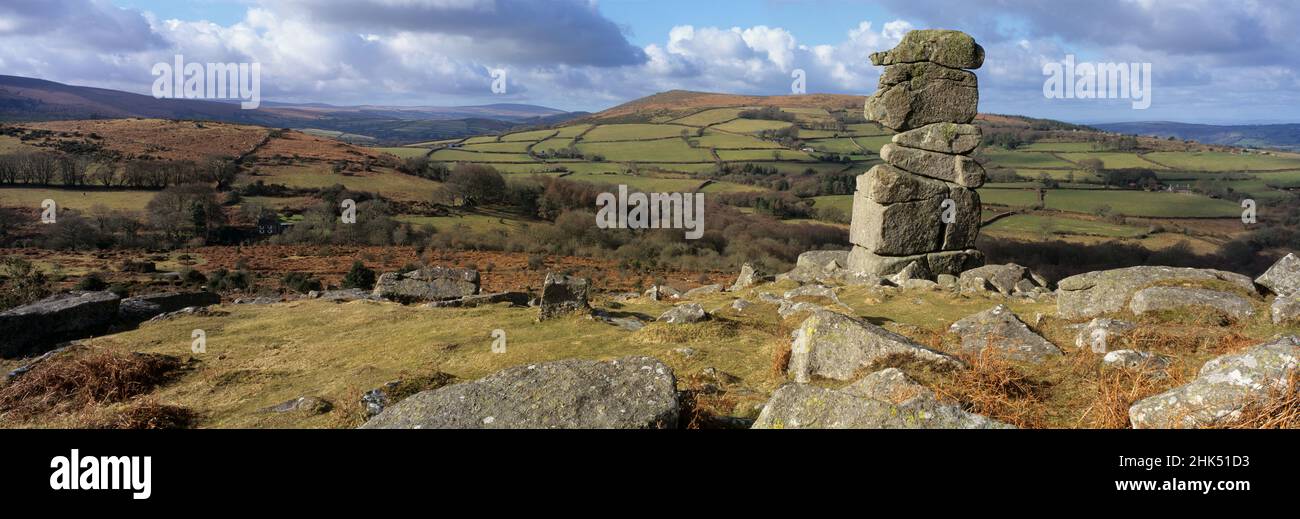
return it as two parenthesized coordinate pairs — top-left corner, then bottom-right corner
(849, 30), (986, 279)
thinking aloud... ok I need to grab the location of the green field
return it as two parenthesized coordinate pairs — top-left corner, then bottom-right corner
(983, 213), (1148, 238)
(461, 141), (534, 153)
(500, 129), (558, 142)
(577, 140), (714, 162)
(1057, 152), (1166, 169)
(375, 147), (431, 159)
(583, 124), (693, 141)
(671, 108), (746, 127)
(1019, 141), (1104, 152)
(717, 149), (816, 162)
(1144, 151), (1300, 171)
(981, 187), (1242, 217)
(694, 131), (781, 149)
(712, 118), (794, 134)
(0, 187), (155, 212)
(804, 138), (864, 154)
(980, 149), (1076, 168)
(428, 149), (536, 163)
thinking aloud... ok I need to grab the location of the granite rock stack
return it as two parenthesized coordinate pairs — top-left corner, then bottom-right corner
(849, 30), (986, 279)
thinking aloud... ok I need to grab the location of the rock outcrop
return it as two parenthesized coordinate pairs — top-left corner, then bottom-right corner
(789, 309), (962, 382)
(1056, 266), (1256, 319)
(1072, 318), (1136, 353)
(753, 368), (1009, 429)
(372, 267), (480, 303)
(730, 263), (771, 292)
(1129, 286), (1255, 321)
(0, 291), (121, 358)
(537, 273), (591, 320)
(1129, 336), (1299, 428)
(361, 357), (679, 429)
(958, 263), (1049, 296)
(850, 29), (985, 278)
(1256, 253), (1300, 296)
(118, 291), (222, 323)
(949, 305), (1062, 362)
(657, 303), (709, 324)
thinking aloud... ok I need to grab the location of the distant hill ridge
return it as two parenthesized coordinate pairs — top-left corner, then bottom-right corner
(1095, 121), (1300, 151)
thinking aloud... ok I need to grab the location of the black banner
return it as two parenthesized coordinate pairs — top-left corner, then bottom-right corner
(1, 429), (1291, 509)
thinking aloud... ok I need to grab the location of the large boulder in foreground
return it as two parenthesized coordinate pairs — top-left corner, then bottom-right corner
(1256, 253), (1300, 296)
(753, 368), (1009, 429)
(1129, 286), (1255, 321)
(537, 273), (591, 320)
(0, 291), (121, 358)
(372, 267), (479, 303)
(1056, 266), (1256, 320)
(789, 310), (962, 382)
(118, 291), (221, 323)
(361, 356), (679, 429)
(1129, 336), (1300, 429)
(949, 305), (1062, 363)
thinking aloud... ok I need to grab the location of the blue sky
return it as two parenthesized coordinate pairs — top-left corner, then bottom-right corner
(3, 0), (1299, 124)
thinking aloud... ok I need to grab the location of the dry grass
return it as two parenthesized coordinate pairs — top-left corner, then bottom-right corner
(84, 400), (198, 429)
(932, 351), (1051, 428)
(0, 347), (185, 422)
(1213, 372), (1300, 429)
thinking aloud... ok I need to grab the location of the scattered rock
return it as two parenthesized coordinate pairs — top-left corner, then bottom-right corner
(1129, 336), (1300, 429)
(145, 306), (229, 323)
(1102, 350), (1171, 371)
(958, 263), (1046, 296)
(657, 303), (709, 324)
(426, 291), (531, 309)
(730, 263), (771, 292)
(777, 300), (823, 319)
(1271, 294), (1300, 325)
(936, 274), (959, 290)
(789, 310), (962, 383)
(753, 368), (1010, 429)
(361, 382), (400, 419)
(1129, 286), (1255, 321)
(1072, 318), (1137, 353)
(1056, 266), (1256, 319)
(778, 250), (850, 284)
(683, 284), (724, 298)
(118, 291), (221, 323)
(673, 347), (699, 358)
(731, 299), (752, 312)
(644, 284), (683, 301)
(361, 357), (679, 429)
(0, 291), (121, 358)
(372, 266), (480, 303)
(261, 396), (333, 415)
(1256, 253), (1300, 296)
(538, 273), (591, 320)
(232, 296), (281, 305)
(589, 309), (646, 331)
(308, 288), (375, 302)
(784, 284), (837, 300)
(949, 305), (1062, 362)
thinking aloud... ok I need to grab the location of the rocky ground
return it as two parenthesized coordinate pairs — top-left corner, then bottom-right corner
(2, 250), (1298, 429)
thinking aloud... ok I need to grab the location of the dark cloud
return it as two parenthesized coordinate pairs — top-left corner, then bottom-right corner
(279, 0), (648, 67)
(875, 0), (1300, 66)
(0, 0), (166, 52)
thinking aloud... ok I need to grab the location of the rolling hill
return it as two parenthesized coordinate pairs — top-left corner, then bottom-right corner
(0, 75), (573, 144)
(1095, 121), (1300, 151)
